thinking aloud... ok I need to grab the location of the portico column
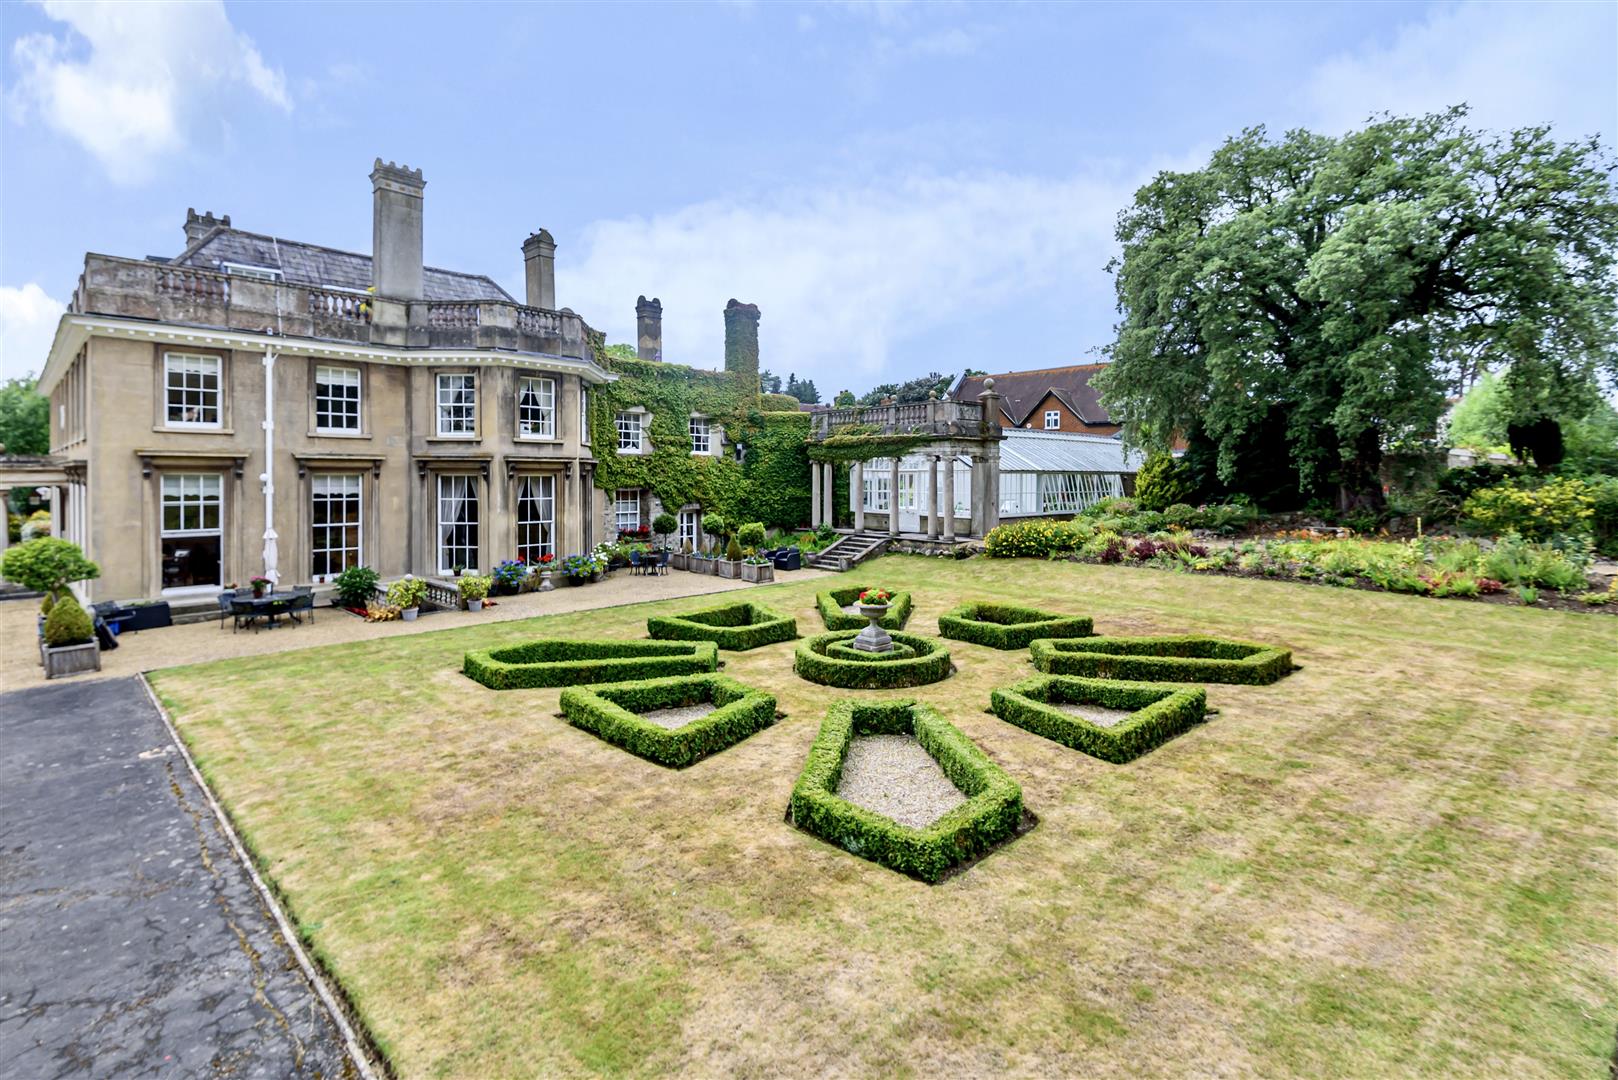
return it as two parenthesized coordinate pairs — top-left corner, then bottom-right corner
(810, 463), (822, 528)
(851, 461), (865, 531)
(888, 456), (901, 536)
(941, 455), (956, 541)
(925, 457), (939, 539)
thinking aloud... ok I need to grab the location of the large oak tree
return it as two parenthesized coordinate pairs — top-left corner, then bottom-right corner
(1096, 109), (1618, 509)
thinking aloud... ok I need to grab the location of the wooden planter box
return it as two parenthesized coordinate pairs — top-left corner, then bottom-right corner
(44, 640), (101, 679)
(741, 562), (775, 584)
(716, 559), (742, 580)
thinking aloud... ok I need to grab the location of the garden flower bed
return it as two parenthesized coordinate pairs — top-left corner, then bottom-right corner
(462, 638), (719, 689)
(990, 674), (1206, 763)
(936, 602), (1092, 650)
(1030, 635), (1292, 685)
(646, 601), (796, 651)
(787, 699), (1024, 882)
(815, 585), (913, 631)
(558, 673), (777, 767)
(793, 630), (953, 689)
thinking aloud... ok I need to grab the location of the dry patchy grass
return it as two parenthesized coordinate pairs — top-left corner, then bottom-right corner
(148, 556), (1618, 1078)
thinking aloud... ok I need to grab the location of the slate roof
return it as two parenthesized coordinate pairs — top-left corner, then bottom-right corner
(170, 227), (514, 302)
(952, 364), (1114, 426)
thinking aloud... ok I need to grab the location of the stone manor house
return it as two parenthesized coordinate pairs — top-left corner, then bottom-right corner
(18, 159), (1139, 607)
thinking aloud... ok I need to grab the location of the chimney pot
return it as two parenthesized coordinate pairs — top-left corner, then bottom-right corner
(370, 159), (426, 300)
(522, 229), (557, 309)
(635, 296), (663, 361)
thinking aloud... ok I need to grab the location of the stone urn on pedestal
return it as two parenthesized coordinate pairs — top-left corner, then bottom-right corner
(851, 589), (894, 654)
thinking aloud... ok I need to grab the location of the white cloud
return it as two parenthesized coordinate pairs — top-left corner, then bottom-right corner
(1307, 1), (1616, 139)
(9, 0), (290, 182)
(563, 168), (1139, 389)
(0, 283), (65, 382)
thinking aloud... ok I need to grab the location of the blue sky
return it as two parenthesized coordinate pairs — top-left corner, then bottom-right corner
(2, 0), (1614, 391)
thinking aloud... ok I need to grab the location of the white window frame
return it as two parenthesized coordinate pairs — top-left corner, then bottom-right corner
(615, 488), (641, 532)
(689, 415), (711, 455)
(1044, 410), (1061, 430)
(160, 473), (224, 591)
(314, 365), (362, 433)
(517, 375), (556, 439)
(163, 353), (223, 429)
(436, 373), (477, 437)
(436, 474), (479, 574)
(516, 475), (556, 562)
(677, 508), (699, 550)
(615, 411), (643, 452)
(311, 474), (363, 582)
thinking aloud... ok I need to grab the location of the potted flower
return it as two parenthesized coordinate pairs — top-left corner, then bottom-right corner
(717, 535), (744, 579)
(40, 591), (100, 678)
(741, 553), (774, 583)
(459, 573), (491, 612)
(249, 575), (273, 599)
(386, 575), (428, 621)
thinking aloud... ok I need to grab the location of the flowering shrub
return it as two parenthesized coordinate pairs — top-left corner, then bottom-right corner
(1463, 476), (1595, 541)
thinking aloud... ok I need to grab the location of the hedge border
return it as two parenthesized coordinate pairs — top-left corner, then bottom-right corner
(989, 674), (1207, 763)
(937, 602), (1093, 650)
(815, 586), (914, 631)
(1029, 634), (1293, 685)
(559, 673), (777, 768)
(793, 630), (953, 689)
(646, 601), (797, 651)
(787, 699), (1023, 882)
(463, 638), (719, 689)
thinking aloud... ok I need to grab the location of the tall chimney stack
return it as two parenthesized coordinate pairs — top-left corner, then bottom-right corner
(183, 209), (230, 246)
(370, 159), (425, 300)
(636, 296), (663, 361)
(723, 299), (760, 385)
(522, 230), (556, 309)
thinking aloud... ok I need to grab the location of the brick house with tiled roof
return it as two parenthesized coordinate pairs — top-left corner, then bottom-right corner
(950, 364), (1120, 437)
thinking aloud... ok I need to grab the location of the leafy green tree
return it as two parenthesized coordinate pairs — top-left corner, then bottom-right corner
(0, 376), (49, 458)
(1098, 109), (1618, 510)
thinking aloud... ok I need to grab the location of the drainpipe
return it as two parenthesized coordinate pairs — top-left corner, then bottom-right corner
(260, 349), (280, 587)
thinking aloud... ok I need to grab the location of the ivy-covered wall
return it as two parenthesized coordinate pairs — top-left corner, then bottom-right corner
(589, 338), (820, 529)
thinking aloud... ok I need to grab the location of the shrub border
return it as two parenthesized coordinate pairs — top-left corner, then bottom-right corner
(559, 673), (777, 768)
(937, 601), (1093, 650)
(1029, 634), (1292, 685)
(646, 601), (797, 651)
(463, 638), (719, 689)
(793, 629), (952, 689)
(989, 674), (1206, 763)
(816, 585), (914, 631)
(788, 699), (1023, 882)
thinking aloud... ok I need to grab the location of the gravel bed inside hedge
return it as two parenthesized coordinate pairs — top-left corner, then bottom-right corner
(638, 703), (718, 730)
(836, 734), (967, 828)
(1055, 702), (1135, 728)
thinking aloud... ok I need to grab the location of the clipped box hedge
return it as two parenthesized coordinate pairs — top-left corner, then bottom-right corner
(815, 585), (914, 631)
(558, 673), (777, 768)
(646, 600), (796, 651)
(463, 638), (719, 689)
(794, 630), (952, 689)
(990, 674), (1206, 763)
(1029, 634), (1293, 685)
(788, 699), (1023, 882)
(937, 602), (1093, 650)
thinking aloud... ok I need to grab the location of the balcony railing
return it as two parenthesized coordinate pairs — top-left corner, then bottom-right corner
(811, 399), (996, 440)
(71, 253), (588, 358)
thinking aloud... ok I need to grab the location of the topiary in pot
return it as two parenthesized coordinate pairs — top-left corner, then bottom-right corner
(43, 593), (94, 647)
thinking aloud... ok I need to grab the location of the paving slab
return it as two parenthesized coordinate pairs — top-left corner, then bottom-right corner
(0, 677), (353, 1078)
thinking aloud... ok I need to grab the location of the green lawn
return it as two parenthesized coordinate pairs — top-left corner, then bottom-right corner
(148, 556), (1618, 1078)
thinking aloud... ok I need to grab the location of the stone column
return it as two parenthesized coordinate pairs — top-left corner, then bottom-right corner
(852, 461), (865, 532)
(925, 457), (939, 539)
(888, 457), (901, 536)
(811, 463), (822, 528)
(942, 455), (956, 541)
